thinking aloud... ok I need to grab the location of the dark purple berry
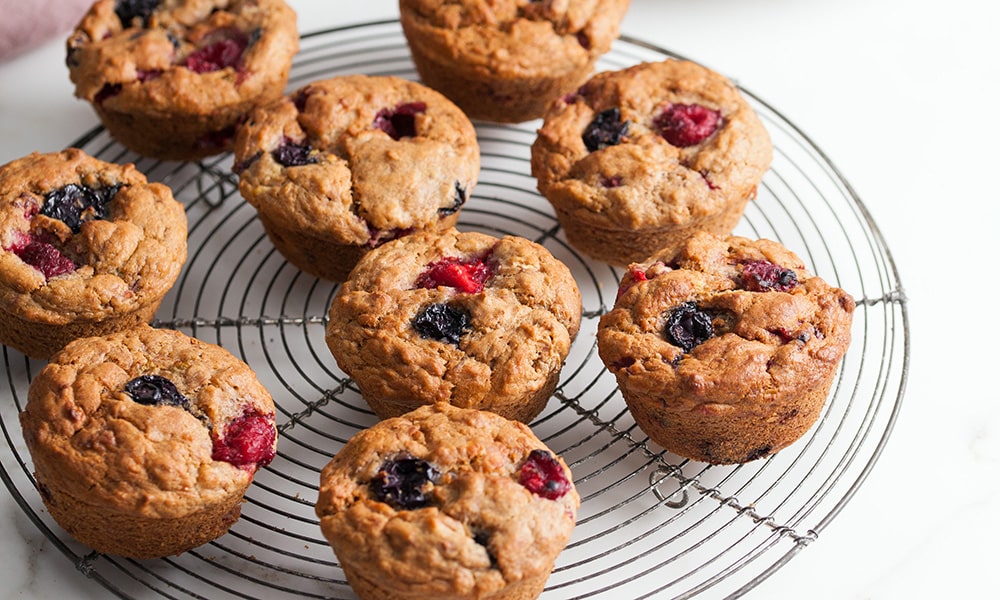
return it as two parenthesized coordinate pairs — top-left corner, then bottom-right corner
(518, 449), (571, 500)
(439, 182), (467, 217)
(41, 183), (121, 234)
(124, 375), (190, 409)
(583, 107), (628, 152)
(374, 102), (427, 140)
(473, 529), (498, 567)
(114, 0), (159, 28)
(412, 303), (471, 345)
(369, 456), (439, 510)
(272, 137), (317, 167)
(10, 237), (76, 279)
(664, 302), (713, 352)
(654, 103), (722, 147)
(740, 260), (799, 292)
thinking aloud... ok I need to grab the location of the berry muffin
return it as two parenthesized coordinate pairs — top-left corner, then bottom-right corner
(0, 149), (187, 360)
(66, 0), (299, 161)
(20, 324), (278, 558)
(233, 75), (481, 281)
(531, 59), (773, 266)
(597, 231), (855, 464)
(315, 402), (580, 600)
(326, 227), (581, 422)
(399, 0), (631, 123)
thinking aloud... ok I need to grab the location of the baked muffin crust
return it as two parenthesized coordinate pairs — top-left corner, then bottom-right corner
(0, 149), (187, 358)
(597, 231), (854, 464)
(531, 60), (773, 266)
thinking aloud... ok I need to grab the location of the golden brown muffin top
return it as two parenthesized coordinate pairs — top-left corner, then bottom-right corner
(233, 75), (480, 245)
(598, 231), (855, 406)
(400, 0), (631, 77)
(316, 402), (580, 597)
(66, 0), (299, 109)
(0, 149), (186, 324)
(326, 227), (582, 417)
(531, 60), (773, 230)
(20, 325), (277, 518)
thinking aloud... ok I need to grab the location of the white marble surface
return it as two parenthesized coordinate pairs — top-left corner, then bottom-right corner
(1, 0), (997, 598)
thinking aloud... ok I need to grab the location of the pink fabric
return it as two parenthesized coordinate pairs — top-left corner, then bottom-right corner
(0, 0), (94, 61)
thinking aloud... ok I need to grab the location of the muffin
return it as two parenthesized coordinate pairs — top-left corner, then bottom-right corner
(233, 75), (481, 281)
(326, 227), (581, 422)
(531, 59), (773, 267)
(19, 324), (278, 558)
(0, 149), (187, 360)
(66, 0), (299, 161)
(597, 231), (855, 464)
(315, 402), (580, 600)
(399, 0), (631, 123)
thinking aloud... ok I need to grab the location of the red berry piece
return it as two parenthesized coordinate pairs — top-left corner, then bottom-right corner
(583, 107), (628, 152)
(664, 302), (713, 352)
(740, 260), (799, 292)
(211, 409), (277, 469)
(374, 102), (427, 140)
(10, 237), (77, 280)
(369, 456), (439, 510)
(518, 449), (571, 500)
(412, 303), (471, 345)
(124, 375), (190, 409)
(616, 266), (648, 300)
(415, 256), (494, 293)
(654, 103), (722, 147)
(185, 29), (249, 74)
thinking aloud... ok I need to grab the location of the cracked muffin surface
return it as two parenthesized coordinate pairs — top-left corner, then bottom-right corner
(326, 227), (581, 422)
(20, 324), (277, 558)
(0, 149), (186, 359)
(531, 59), (773, 266)
(234, 75), (480, 281)
(316, 402), (580, 600)
(597, 231), (854, 464)
(400, 0), (631, 122)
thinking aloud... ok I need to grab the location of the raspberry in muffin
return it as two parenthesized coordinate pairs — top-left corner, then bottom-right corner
(0, 149), (187, 359)
(399, 0), (631, 123)
(66, 0), (299, 161)
(20, 324), (277, 558)
(597, 231), (855, 464)
(325, 227), (581, 422)
(315, 402), (580, 600)
(233, 75), (481, 281)
(531, 59), (773, 266)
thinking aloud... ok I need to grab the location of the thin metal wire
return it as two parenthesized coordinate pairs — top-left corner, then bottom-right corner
(0, 20), (907, 599)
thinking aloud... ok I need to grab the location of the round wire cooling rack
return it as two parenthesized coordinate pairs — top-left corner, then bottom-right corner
(0, 20), (908, 600)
